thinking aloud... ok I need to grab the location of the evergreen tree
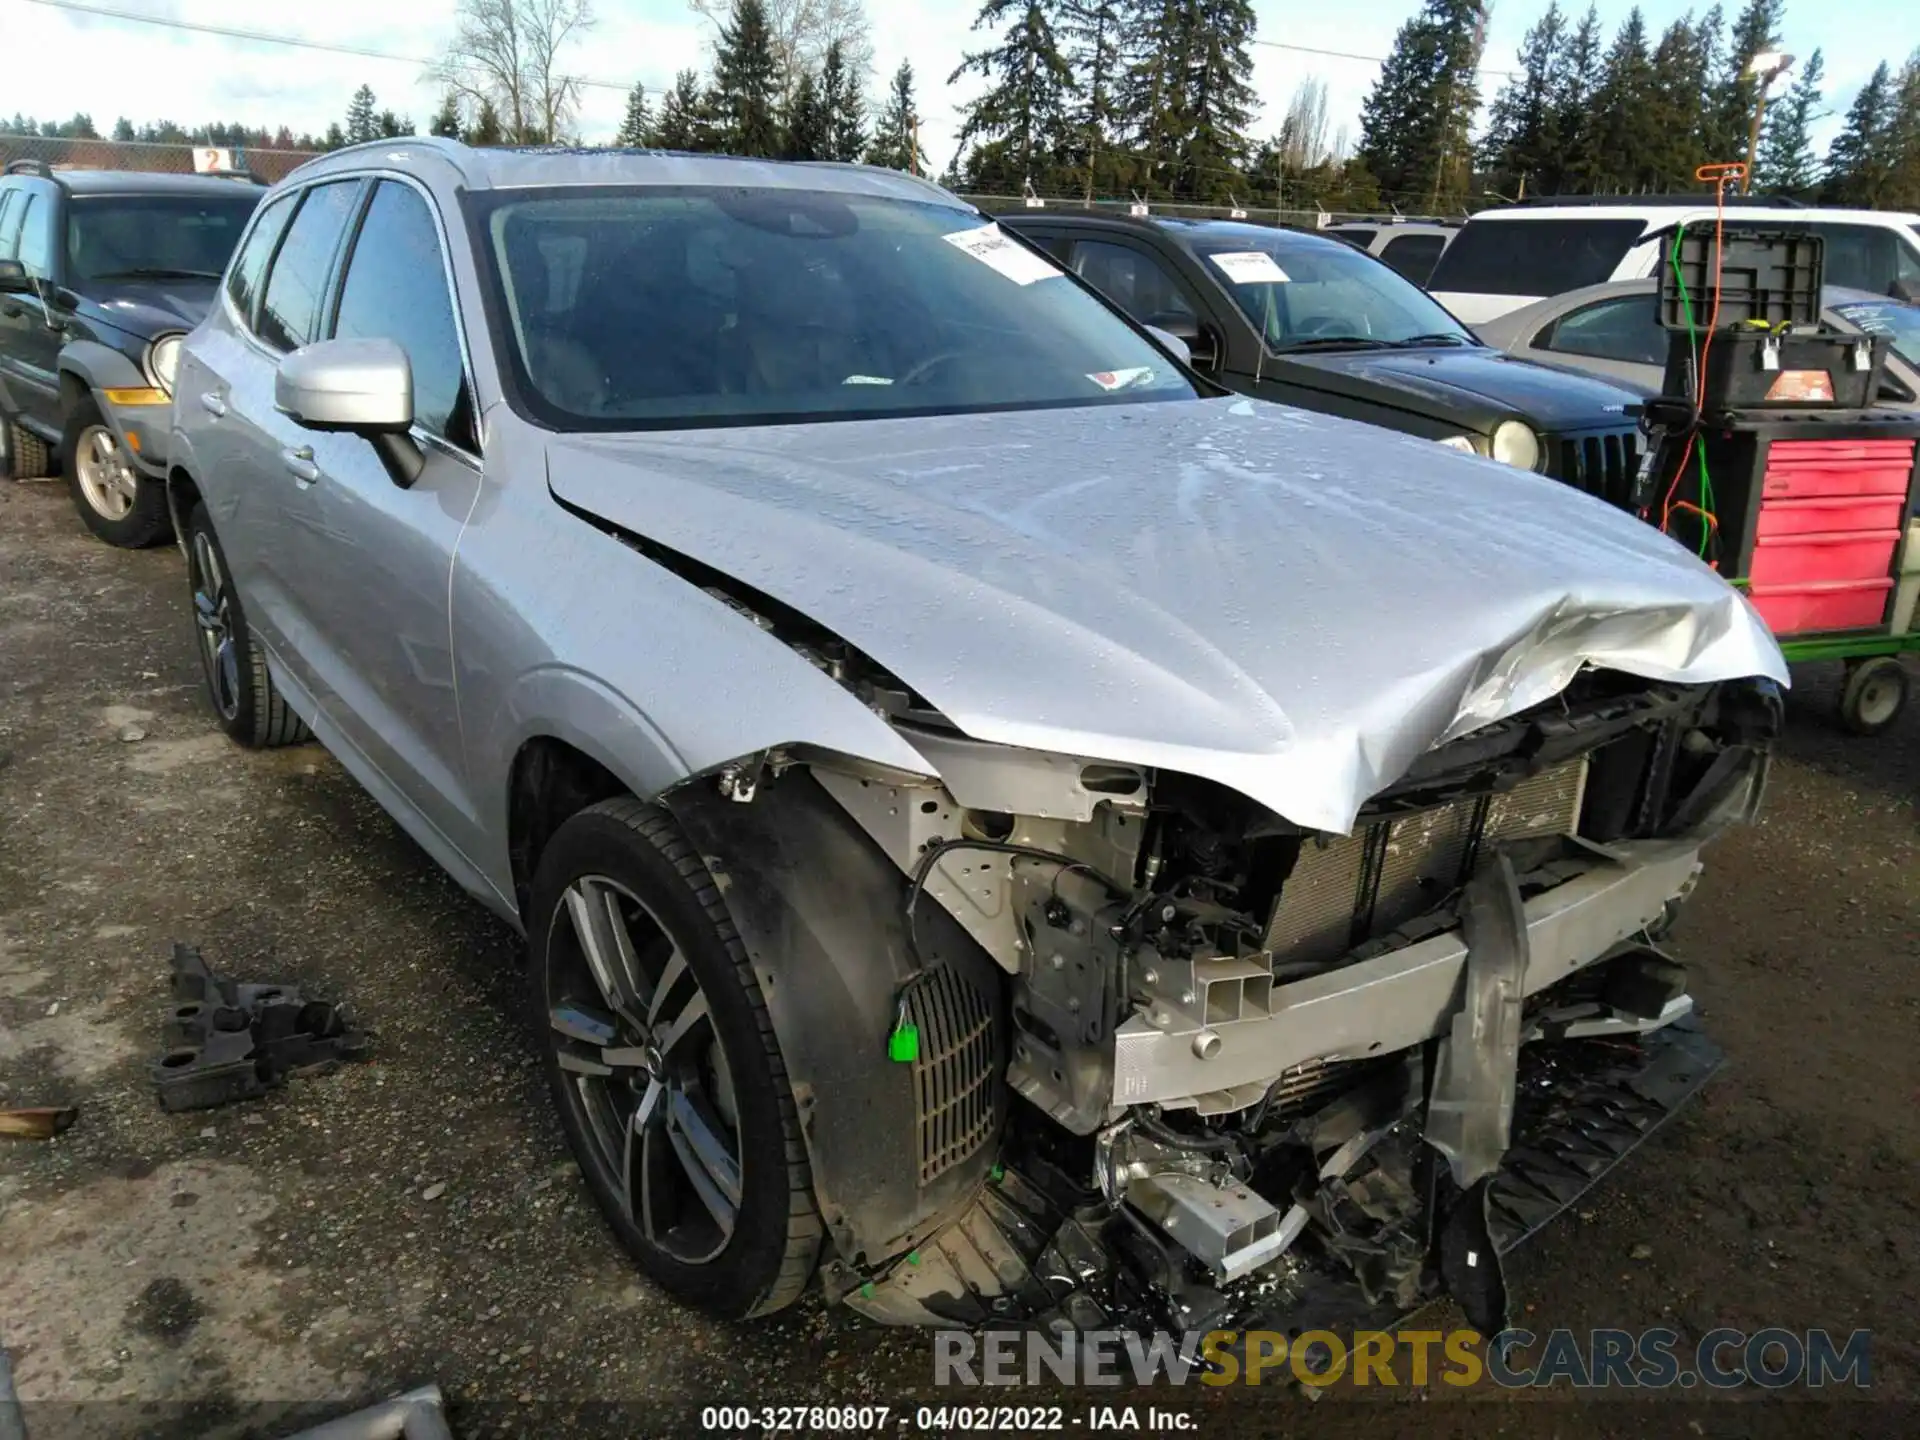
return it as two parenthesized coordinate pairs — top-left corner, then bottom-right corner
(616, 83), (654, 146)
(1060, 0), (1125, 197)
(375, 110), (413, 139)
(1357, 0), (1486, 211)
(713, 0), (782, 156)
(1690, 5), (1725, 159)
(1480, 2), (1565, 200)
(783, 70), (831, 159)
(465, 100), (504, 147)
(112, 117), (136, 142)
(1822, 62), (1893, 204)
(324, 121), (348, 151)
(1644, 15), (1711, 188)
(820, 39), (867, 163)
(1586, 8), (1660, 191)
(1881, 50), (1920, 211)
(1754, 46), (1823, 195)
(865, 60), (921, 172)
(1173, 0), (1259, 200)
(1704, 0), (1785, 165)
(430, 93), (464, 139)
(1116, 0), (1190, 196)
(950, 1), (1076, 193)
(655, 70), (710, 151)
(1545, 4), (1604, 193)
(345, 85), (379, 145)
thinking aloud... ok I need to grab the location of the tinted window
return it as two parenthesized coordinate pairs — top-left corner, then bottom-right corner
(1811, 226), (1896, 295)
(0, 188), (26, 261)
(258, 181), (361, 352)
(332, 181), (466, 440)
(1072, 239), (1199, 322)
(1428, 217), (1644, 296)
(225, 190), (297, 329)
(1187, 233), (1474, 350)
(64, 192), (260, 286)
(1379, 232), (1447, 285)
(1329, 227), (1376, 249)
(1540, 295), (1667, 366)
(14, 194), (50, 278)
(476, 189), (1198, 430)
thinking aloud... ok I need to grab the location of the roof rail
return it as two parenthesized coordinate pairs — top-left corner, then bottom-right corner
(4, 158), (54, 179)
(1502, 191), (1814, 209)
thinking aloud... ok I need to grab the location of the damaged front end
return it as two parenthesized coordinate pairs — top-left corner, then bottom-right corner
(675, 664), (1779, 1336)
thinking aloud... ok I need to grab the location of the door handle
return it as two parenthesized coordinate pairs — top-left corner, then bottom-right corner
(282, 446), (320, 484)
(199, 392), (228, 418)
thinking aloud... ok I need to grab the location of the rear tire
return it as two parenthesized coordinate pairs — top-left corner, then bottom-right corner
(2, 416), (51, 480)
(183, 502), (310, 748)
(64, 398), (170, 547)
(527, 798), (822, 1319)
(1838, 656), (1909, 736)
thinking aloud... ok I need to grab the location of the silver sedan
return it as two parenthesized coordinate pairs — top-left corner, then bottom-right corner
(165, 140), (1784, 1329)
(1473, 276), (1920, 405)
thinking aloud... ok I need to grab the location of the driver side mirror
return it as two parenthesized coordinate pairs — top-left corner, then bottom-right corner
(0, 259), (29, 295)
(276, 337), (424, 488)
(1146, 311), (1219, 372)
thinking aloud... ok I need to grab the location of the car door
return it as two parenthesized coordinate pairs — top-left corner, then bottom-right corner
(0, 184), (67, 433)
(208, 178), (366, 672)
(279, 177), (486, 859)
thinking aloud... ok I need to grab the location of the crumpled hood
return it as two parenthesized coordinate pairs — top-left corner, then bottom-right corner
(546, 396), (1786, 834)
(1284, 346), (1640, 429)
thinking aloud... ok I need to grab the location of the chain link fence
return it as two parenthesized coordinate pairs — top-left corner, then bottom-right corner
(955, 193), (1462, 231)
(0, 134), (322, 183)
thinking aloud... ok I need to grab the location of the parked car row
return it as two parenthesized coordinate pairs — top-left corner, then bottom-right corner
(1, 141), (1790, 1339)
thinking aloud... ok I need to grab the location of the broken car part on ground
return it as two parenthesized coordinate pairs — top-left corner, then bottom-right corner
(164, 141), (1790, 1338)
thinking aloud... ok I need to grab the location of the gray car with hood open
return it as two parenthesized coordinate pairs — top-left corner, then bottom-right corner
(166, 139), (1787, 1334)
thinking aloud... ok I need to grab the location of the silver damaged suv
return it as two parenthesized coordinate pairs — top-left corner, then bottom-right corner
(168, 140), (1787, 1331)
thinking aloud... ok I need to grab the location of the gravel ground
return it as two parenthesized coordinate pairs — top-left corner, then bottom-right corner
(1, 473), (1915, 1440)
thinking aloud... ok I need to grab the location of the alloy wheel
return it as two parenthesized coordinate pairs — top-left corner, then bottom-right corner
(189, 531), (242, 722)
(74, 424), (139, 520)
(546, 875), (743, 1265)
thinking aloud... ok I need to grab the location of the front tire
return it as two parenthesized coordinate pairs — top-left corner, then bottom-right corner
(183, 502), (310, 748)
(528, 798), (822, 1319)
(64, 399), (170, 547)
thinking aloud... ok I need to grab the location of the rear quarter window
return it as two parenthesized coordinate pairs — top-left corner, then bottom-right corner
(1429, 218), (1644, 296)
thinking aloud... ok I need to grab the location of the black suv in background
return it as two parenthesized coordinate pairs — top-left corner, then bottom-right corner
(0, 161), (261, 545)
(1000, 212), (1649, 502)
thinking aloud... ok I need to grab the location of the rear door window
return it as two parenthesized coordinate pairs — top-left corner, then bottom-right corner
(258, 180), (362, 353)
(1330, 227), (1376, 250)
(1810, 225), (1898, 295)
(1428, 217), (1644, 296)
(225, 189), (298, 331)
(1537, 296), (1668, 365)
(1379, 232), (1447, 285)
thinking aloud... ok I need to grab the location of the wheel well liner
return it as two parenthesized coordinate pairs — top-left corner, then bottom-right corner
(507, 736), (628, 918)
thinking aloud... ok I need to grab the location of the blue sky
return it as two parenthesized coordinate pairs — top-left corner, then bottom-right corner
(2, 0), (1908, 179)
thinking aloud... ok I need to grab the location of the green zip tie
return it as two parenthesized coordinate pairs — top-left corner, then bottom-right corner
(887, 1022), (920, 1064)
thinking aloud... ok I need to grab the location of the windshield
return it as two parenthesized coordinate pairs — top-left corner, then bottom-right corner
(1188, 235), (1476, 351)
(472, 187), (1199, 430)
(1831, 296), (1920, 367)
(65, 192), (261, 286)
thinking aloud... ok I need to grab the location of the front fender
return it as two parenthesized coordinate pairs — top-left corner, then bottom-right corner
(59, 340), (170, 477)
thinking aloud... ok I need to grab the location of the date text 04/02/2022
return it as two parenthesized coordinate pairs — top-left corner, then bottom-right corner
(698, 1405), (1197, 1431)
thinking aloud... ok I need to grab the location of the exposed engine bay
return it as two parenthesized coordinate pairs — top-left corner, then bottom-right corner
(664, 615), (1782, 1335)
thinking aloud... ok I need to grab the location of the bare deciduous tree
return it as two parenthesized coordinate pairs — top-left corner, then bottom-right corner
(431, 0), (597, 145)
(1277, 76), (1332, 171)
(689, 0), (873, 100)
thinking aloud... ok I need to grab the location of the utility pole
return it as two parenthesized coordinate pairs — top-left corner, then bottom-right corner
(911, 116), (920, 177)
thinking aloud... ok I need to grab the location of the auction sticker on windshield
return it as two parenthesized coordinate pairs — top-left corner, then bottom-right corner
(1088, 367), (1156, 391)
(944, 223), (1061, 285)
(1208, 251), (1290, 285)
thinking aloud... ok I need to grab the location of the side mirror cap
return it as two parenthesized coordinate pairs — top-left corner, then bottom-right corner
(276, 337), (414, 435)
(1145, 324), (1190, 366)
(0, 259), (30, 295)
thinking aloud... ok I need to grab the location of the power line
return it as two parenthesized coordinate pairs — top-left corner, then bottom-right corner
(12, 0), (657, 94)
(1250, 35), (1520, 81)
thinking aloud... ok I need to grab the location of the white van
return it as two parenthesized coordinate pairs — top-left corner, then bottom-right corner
(1428, 199), (1920, 325)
